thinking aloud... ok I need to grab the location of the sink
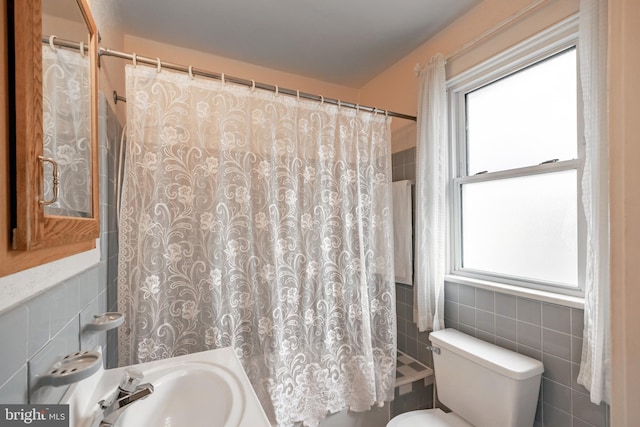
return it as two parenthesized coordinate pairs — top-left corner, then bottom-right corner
(61, 347), (270, 427)
(116, 362), (244, 427)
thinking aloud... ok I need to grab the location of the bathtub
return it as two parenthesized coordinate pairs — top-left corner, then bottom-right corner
(318, 403), (391, 427)
(316, 351), (433, 427)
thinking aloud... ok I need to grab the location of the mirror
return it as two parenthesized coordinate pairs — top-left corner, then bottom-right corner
(10, 0), (99, 250)
(41, 0), (92, 218)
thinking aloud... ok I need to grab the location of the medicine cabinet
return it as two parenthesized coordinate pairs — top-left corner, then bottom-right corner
(10, 0), (99, 251)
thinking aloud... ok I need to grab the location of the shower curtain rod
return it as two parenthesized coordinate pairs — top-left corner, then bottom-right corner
(41, 35), (89, 53)
(98, 47), (417, 122)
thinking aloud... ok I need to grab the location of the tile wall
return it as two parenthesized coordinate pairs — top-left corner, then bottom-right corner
(0, 265), (107, 404)
(392, 148), (431, 367)
(392, 147), (435, 416)
(101, 92), (123, 369)
(391, 352), (434, 416)
(0, 93), (122, 403)
(444, 283), (609, 427)
(392, 147), (610, 427)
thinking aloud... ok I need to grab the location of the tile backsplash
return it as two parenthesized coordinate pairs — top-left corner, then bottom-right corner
(444, 282), (609, 427)
(0, 264), (107, 404)
(0, 93), (122, 404)
(391, 147), (609, 427)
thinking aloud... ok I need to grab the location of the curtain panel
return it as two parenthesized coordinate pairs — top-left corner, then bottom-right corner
(577, 0), (610, 405)
(119, 65), (396, 426)
(414, 54), (447, 332)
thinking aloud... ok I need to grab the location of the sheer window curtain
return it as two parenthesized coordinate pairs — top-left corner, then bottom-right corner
(413, 54), (447, 332)
(118, 65), (397, 426)
(577, 0), (611, 405)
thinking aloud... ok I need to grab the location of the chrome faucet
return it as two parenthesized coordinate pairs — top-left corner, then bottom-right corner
(93, 368), (154, 427)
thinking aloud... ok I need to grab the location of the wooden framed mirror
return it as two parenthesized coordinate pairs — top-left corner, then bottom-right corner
(9, 0), (99, 250)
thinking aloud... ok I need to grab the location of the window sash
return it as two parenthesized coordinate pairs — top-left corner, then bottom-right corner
(464, 47), (578, 175)
(451, 160), (582, 296)
(447, 17), (584, 297)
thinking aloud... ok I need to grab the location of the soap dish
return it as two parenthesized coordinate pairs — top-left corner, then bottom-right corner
(40, 350), (102, 387)
(84, 312), (125, 332)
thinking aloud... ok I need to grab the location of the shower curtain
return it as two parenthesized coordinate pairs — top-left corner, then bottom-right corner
(118, 65), (396, 426)
(41, 46), (92, 217)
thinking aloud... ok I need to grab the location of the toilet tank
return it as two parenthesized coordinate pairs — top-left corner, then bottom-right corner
(430, 329), (543, 427)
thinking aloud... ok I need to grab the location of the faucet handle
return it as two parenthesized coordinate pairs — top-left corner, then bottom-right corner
(119, 368), (144, 393)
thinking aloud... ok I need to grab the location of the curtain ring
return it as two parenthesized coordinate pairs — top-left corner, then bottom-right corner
(356, 104), (360, 112)
(251, 80), (256, 92)
(385, 109), (389, 118)
(296, 90), (300, 101)
(79, 41), (85, 58)
(275, 85), (279, 96)
(48, 35), (57, 52)
(156, 58), (162, 73)
(132, 53), (137, 67)
(320, 95), (324, 105)
(188, 65), (194, 79)
(337, 100), (341, 109)
(221, 73), (225, 85)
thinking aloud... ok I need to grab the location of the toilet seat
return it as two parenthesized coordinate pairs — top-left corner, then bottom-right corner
(387, 408), (472, 427)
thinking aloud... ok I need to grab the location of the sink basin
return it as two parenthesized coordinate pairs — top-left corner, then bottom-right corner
(61, 347), (270, 427)
(116, 362), (244, 427)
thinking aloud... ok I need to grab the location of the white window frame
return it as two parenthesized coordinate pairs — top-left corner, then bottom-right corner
(446, 15), (585, 299)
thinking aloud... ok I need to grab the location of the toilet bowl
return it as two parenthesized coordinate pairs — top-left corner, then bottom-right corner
(387, 329), (544, 427)
(387, 408), (471, 427)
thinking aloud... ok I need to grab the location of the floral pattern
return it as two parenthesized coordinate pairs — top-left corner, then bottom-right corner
(119, 65), (396, 427)
(42, 47), (91, 217)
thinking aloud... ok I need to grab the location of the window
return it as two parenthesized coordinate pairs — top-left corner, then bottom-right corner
(448, 21), (583, 296)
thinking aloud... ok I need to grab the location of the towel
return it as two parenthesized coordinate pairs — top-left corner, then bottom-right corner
(392, 180), (413, 285)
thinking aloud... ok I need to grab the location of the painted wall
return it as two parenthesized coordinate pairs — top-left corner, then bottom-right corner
(359, 0), (579, 152)
(42, 14), (87, 42)
(121, 34), (359, 105)
(88, 0), (127, 123)
(608, 0), (640, 424)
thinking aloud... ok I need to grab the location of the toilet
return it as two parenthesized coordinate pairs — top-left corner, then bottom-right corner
(388, 328), (544, 427)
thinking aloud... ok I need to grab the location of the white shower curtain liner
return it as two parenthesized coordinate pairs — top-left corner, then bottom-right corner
(413, 54), (447, 332)
(118, 64), (397, 426)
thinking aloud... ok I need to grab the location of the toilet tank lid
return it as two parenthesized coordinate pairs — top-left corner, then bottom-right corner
(429, 329), (544, 380)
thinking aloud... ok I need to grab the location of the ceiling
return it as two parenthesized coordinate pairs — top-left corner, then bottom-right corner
(112, 0), (479, 87)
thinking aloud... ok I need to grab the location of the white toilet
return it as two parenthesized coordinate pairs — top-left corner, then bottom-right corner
(388, 328), (544, 427)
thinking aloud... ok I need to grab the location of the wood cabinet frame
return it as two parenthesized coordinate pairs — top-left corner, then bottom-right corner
(0, 0), (99, 276)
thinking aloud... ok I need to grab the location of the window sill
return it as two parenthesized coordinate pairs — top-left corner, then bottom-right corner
(444, 274), (585, 309)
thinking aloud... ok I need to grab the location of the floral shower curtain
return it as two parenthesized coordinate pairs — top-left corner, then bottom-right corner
(41, 46), (92, 217)
(118, 65), (396, 426)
